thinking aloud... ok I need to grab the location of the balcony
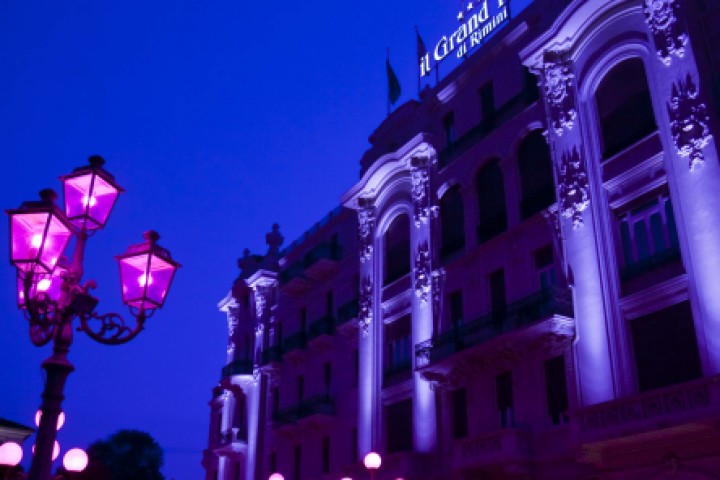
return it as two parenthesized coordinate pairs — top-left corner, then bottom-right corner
(573, 375), (720, 469)
(272, 394), (335, 433)
(261, 345), (283, 365)
(220, 359), (254, 380)
(335, 298), (359, 336)
(620, 245), (683, 296)
(279, 261), (312, 296)
(307, 314), (336, 350)
(416, 287), (574, 372)
(439, 88), (538, 168)
(452, 428), (531, 476)
(215, 428), (248, 455)
(283, 331), (307, 363)
(383, 359), (413, 387)
(476, 214), (507, 244)
(303, 242), (342, 280)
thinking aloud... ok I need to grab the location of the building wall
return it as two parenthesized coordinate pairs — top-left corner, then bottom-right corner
(205, 0), (720, 478)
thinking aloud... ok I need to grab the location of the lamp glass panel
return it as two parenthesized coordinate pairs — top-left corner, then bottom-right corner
(64, 173), (119, 230)
(145, 254), (177, 306)
(17, 267), (65, 308)
(10, 212), (71, 273)
(119, 253), (152, 309)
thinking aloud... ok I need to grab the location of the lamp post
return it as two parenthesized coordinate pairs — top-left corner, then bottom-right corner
(6, 156), (180, 480)
(363, 452), (381, 480)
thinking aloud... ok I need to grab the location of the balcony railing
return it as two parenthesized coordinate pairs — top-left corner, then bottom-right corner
(383, 359), (413, 387)
(308, 314), (336, 340)
(620, 245), (681, 282)
(439, 89), (538, 168)
(336, 298), (359, 326)
(220, 359), (254, 379)
(476, 214), (507, 244)
(218, 427), (247, 446)
(261, 345), (284, 365)
(272, 394), (335, 426)
(283, 331), (307, 352)
(416, 287), (573, 368)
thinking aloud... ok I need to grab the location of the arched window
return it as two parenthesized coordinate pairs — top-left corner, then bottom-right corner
(518, 130), (556, 219)
(476, 160), (507, 243)
(596, 58), (657, 159)
(440, 186), (465, 258)
(384, 214), (410, 284)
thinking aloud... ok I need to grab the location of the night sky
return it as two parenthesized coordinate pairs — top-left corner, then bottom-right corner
(0, 1), (531, 478)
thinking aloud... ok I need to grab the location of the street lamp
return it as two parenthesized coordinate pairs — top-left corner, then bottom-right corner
(268, 474), (284, 480)
(363, 452), (381, 480)
(6, 156), (180, 480)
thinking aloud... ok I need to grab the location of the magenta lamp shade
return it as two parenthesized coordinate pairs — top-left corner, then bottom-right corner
(7, 189), (74, 275)
(60, 155), (123, 231)
(116, 231), (180, 311)
(17, 264), (66, 309)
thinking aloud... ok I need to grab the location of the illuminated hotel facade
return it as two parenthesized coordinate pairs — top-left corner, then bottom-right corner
(203, 0), (720, 478)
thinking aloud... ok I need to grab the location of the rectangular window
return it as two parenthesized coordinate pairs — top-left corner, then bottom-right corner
(544, 356), (569, 425)
(326, 290), (334, 315)
(451, 388), (468, 439)
(444, 112), (455, 150)
(489, 269), (506, 314)
(631, 301), (701, 392)
(272, 387), (280, 416)
(534, 245), (557, 290)
(386, 398), (413, 453)
(352, 428), (358, 463)
(322, 436), (330, 474)
(385, 316), (412, 385)
(293, 445), (302, 480)
(619, 195), (679, 273)
(324, 362), (332, 395)
(496, 371), (514, 428)
(449, 290), (464, 327)
(300, 307), (307, 333)
(479, 81), (495, 129)
(297, 376), (304, 403)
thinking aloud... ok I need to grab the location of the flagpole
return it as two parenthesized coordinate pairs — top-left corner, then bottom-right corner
(415, 26), (421, 98)
(386, 47), (391, 117)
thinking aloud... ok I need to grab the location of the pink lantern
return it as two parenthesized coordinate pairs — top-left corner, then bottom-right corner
(116, 231), (180, 311)
(17, 264), (67, 309)
(7, 189), (74, 275)
(60, 155), (123, 231)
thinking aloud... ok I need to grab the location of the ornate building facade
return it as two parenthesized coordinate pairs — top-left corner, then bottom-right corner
(203, 0), (720, 478)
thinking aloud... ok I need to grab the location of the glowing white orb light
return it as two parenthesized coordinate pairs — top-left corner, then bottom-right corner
(268, 473), (284, 480)
(364, 451), (382, 470)
(0, 442), (23, 466)
(63, 448), (88, 472)
(35, 410), (65, 430)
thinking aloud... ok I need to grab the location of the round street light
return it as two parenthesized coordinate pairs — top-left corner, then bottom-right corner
(0, 442), (23, 467)
(6, 156), (180, 480)
(62, 449), (88, 473)
(268, 473), (284, 480)
(363, 452), (381, 480)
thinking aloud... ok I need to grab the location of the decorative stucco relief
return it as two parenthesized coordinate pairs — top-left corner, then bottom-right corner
(644, 0), (687, 65)
(411, 165), (431, 227)
(358, 275), (373, 336)
(357, 202), (375, 263)
(543, 50), (576, 136)
(414, 241), (431, 306)
(668, 73), (712, 171)
(557, 146), (590, 229)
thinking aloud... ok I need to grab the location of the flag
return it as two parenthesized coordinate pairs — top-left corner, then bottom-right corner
(416, 28), (427, 62)
(386, 57), (401, 106)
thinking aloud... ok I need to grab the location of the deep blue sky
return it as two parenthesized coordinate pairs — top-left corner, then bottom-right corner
(0, 1), (529, 478)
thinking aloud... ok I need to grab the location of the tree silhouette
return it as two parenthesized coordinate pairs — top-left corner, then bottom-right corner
(77, 429), (165, 480)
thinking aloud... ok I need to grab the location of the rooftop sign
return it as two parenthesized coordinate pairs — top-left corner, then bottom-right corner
(420, 0), (511, 77)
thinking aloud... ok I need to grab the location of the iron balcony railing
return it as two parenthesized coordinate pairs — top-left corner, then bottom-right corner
(336, 298), (359, 326)
(261, 344), (284, 365)
(383, 358), (413, 387)
(272, 394), (335, 426)
(283, 331), (307, 352)
(620, 244), (681, 282)
(439, 88), (539, 168)
(218, 427), (247, 446)
(220, 358), (254, 379)
(308, 315), (336, 340)
(416, 287), (573, 368)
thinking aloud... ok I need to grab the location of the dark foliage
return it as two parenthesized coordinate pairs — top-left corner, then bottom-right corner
(77, 429), (164, 480)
